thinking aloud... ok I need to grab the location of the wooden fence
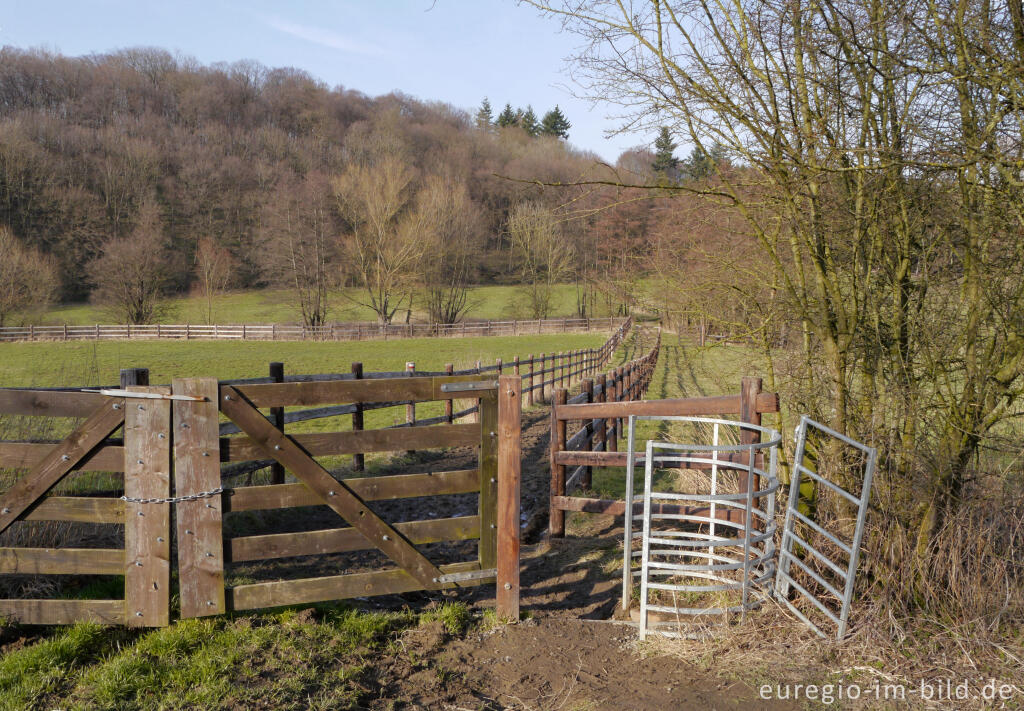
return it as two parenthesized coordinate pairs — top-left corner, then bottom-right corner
(548, 357), (781, 536)
(0, 319), (637, 626)
(0, 373), (523, 626)
(0, 316), (628, 343)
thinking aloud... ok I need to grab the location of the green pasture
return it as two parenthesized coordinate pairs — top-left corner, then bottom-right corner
(0, 332), (607, 389)
(0, 332), (609, 490)
(38, 284), (616, 326)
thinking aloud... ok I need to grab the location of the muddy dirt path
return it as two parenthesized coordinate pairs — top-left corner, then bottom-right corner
(332, 404), (798, 710)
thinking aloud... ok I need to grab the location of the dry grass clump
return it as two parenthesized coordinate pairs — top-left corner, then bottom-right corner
(642, 488), (1024, 709)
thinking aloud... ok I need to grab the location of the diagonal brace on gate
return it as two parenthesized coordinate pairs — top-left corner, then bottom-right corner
(0, 400), (126, 536)
(219, 385), (449, 591)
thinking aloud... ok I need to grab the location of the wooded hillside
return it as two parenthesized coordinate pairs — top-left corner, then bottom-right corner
(0, 46), (673, 322)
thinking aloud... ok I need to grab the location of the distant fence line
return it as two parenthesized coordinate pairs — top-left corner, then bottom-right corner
(0, 317), (627, 343)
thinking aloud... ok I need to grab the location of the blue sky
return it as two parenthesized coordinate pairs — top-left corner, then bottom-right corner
(0, 0), (651, 162)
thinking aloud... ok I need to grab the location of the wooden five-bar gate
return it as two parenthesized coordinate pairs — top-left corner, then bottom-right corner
(0, 374), (522, 626)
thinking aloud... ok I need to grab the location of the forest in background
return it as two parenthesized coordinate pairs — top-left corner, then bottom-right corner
(0, 46), (727, 328)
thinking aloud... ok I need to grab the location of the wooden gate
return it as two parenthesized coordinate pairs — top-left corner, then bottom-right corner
(0, 374), (521, 626)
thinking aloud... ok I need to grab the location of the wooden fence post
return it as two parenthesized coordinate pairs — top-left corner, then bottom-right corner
(270, 362), (286, 484)
(615, 366), (625, 441)
(512, 356), (521, 407)
(595, 374), (607, 481)
(124, 384), (171, 627)
(352, 362), (364, 471)
(445, 364), (454, 423)
(527, 355), (535, 406)
(739, 376), (764, 499)
(173, 377), (225, 618)
(539, 353), (547, 403)
(605, 371), (618, 453)
(496, 375), (521, 620)
(406, 362), (416, 455)
(120, 368), (149, 388)
(582, 378), (594, 489)
(549, 389), (568, 538)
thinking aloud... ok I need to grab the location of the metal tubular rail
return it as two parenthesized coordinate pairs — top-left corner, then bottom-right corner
(624, 417), (782, 639)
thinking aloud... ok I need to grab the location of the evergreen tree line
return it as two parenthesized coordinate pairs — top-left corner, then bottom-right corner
(476, 98), (570, 139)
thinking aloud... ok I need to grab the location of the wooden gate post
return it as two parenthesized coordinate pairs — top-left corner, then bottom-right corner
(124, 385), (171, 627)
(173, 377), (225, 618)
(479, 391), (499, 570)
(496, 375), (521, 620)
(120, 368), (149, 388)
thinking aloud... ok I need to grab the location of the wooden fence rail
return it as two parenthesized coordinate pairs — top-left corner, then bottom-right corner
(547, 331), (662, 537)
(0, 317), (628, 343)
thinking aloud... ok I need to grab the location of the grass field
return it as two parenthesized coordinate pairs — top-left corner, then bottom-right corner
(0, 332), (610, 479)
(38, 284), (619, 326)
(0, 333), (608, 389)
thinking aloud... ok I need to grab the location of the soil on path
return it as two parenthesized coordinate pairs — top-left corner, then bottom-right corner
(360, 527), (800, 710)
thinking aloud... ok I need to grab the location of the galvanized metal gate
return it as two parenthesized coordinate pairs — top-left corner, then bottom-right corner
(775, 416), (876, 639)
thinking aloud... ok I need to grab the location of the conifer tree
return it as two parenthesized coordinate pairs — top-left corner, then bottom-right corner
(651, 127), (679, 177)
(475, 98), (493, 129)
(521, 105), (539, 136)
(685, 145), (713, 179)
(539, 105), (570, 139)
(496, 103), (518, 127)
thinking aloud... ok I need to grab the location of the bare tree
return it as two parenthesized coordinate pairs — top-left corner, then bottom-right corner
(531, 0), (1024, 518)
(88, 199), (171, 323)
(507, 202), (575, 318)
(193, 237), (235, 324)
(418, 177), (483, 324)
(0, 226), (57, 326)
(260, 172), (335, 328)
(333, 157), (432, 325)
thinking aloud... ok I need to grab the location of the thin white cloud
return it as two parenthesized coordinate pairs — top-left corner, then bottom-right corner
(263, 16), (384, 56)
